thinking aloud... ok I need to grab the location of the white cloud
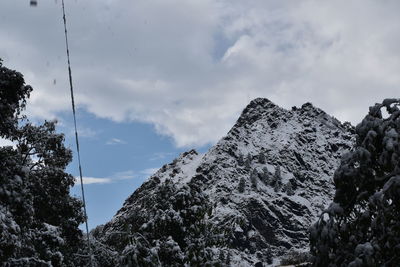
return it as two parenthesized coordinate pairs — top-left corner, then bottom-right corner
(106, 138), (127, 145)
(140, 168), (159, 177)
(0, 138), (15, 147)
(75, 126), (99, 138)
(2, 0), (400, 147)
(75, 176), (112, 185)
(149, 152), (175, 161)
(111, 170), (135, 180)
(74, 170), (136, 185)
(58, 120), (99, 139)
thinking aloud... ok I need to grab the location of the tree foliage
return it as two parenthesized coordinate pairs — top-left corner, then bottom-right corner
(283, 181), (294, 196)
(0, 59), (32, 138)
(258, 152), (266, 164)
(238, 177), (246, 193)
(250, 169), (258, 190)
(0, 60), (84, 266)
(237, 153), (244, 166)
(245, 153), (252, 171)
(106, 179), (216, 266)
(310, 99), (400, 266)
(272, 165), (282, 192)
(260, 167), (270, 185)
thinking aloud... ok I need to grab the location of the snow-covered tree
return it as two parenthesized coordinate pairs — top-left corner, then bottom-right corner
(237, 153), (244, 166)
(226, 251), (231, 265)
(271, 165), (282, 190)
(108, 178), (216, 266)
(260, 167), (270, 185)
(310, 99), (400, 266)
(250, 169), (258, 190)
(283, 181), (294, 196)
(245, 153), (252, 171)
(0, 59), (32, 138)
(258, 152), (266, 164)
(0, 60), (84, 266)
(238, 177), (246, 193)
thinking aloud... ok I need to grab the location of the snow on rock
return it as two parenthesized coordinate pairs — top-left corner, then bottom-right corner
(153, 149), (204, 186)
(92, 98), (355, 266)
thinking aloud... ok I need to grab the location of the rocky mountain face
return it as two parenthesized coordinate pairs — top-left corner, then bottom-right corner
(91, 98), (355, 266)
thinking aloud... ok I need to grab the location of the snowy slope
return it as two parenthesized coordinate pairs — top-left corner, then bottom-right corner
(92, 98), (354, 266)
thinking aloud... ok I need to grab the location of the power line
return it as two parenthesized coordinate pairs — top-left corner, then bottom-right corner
(61, 0), (94, 266)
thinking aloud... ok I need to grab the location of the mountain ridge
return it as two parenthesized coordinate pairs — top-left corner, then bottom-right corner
(92, 98), (355, 266)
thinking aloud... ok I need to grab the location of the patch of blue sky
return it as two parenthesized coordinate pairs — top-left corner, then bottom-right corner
(59, 109), (210, 228)
(211, 31), (236, 62)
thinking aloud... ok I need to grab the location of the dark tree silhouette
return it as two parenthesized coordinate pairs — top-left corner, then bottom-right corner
(238, 177), (246, 193)
(0, 60), (84, 266)
(310, 99), (400, 266)
(0, 59), (32, 138)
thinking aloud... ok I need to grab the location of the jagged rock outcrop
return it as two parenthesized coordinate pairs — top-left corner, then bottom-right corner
(92, 98), (355, 266)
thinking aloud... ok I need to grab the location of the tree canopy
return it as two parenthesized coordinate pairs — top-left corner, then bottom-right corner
(310, 99), (400, 266)
(0, 59), (32, 138)
(0, 60), (84, 266)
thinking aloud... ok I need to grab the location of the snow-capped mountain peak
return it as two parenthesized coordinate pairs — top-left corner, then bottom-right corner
(92, 98), (354, 266)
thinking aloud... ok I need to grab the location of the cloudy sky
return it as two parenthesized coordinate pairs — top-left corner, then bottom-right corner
(1, 0), (399, 227)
